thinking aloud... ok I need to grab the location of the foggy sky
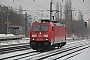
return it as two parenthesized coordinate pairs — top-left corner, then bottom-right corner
(0, 0), (90, 20)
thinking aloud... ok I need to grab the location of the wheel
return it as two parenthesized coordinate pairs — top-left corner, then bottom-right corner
(58, 43), (60, 48)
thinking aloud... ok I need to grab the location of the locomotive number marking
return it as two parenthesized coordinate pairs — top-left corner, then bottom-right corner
(38, 35), (42, 37)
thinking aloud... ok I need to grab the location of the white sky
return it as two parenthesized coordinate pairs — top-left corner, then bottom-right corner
(0, 0), (90, 20)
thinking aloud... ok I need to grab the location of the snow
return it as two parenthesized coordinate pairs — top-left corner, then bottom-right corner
(0, 49), (34, 59)
(69, 46), (90, 60)
(43, 43), (90, 60)
(0, 34), (14, 37)
(0, 34), (29, 45)
(0, 34), (90, 60)
(0, 39), (30, 45)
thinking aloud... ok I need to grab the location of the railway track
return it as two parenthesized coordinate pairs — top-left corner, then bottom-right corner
(0, 43), (30, 54)
(0, 39), (90, 60)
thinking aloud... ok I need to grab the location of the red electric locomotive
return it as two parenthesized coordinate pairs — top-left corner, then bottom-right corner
(30, 19), (66, 51)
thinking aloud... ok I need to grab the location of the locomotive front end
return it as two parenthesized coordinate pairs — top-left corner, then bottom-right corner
(30, 22), (52, 50)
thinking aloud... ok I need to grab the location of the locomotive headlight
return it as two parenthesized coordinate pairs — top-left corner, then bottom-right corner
(44, 38), (48, 41)
(45, 38), (48, 40)
(44, 34), (48, 37)
(32, 38), (36, 40)
(32, 38), (35, 40)
(32, 34), (37, 37)
(39, 32), (41, 34)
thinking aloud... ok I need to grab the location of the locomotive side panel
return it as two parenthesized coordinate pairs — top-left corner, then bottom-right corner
(52, 26), (66, 44)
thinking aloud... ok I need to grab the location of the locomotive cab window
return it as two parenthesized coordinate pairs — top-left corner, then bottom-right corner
(32, 25), (49, 31)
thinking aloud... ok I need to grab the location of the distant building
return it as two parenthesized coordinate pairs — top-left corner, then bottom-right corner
(8, 25), (25, 35)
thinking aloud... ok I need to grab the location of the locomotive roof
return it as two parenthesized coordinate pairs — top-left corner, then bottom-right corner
(53, 23), (65, 26)
(32, 19), (65, 26)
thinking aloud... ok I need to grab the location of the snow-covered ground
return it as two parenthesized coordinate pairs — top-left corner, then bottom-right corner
(69, 46), (90, 60)
(0, 34), (29, 45)
(0, 34), (15, 37)
(0, 39), (90, 60)
(0, 38), (30, 45)
(0, 34), (90, 60)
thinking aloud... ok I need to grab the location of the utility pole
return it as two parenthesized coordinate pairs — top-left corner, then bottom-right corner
(71, 9), (73, 35)
(50, 0), (52, 21)
(6, 14), (9, 34)
(60, 2), (62, 23)
(25, 12), (28, 37)
(56, 2), (59, 22)
(5, 7), (10, 34)
(21, 10), (28, 37)
(69, 0), (73, 35)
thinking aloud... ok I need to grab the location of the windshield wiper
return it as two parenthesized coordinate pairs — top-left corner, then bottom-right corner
(36, 26), (43, 32)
